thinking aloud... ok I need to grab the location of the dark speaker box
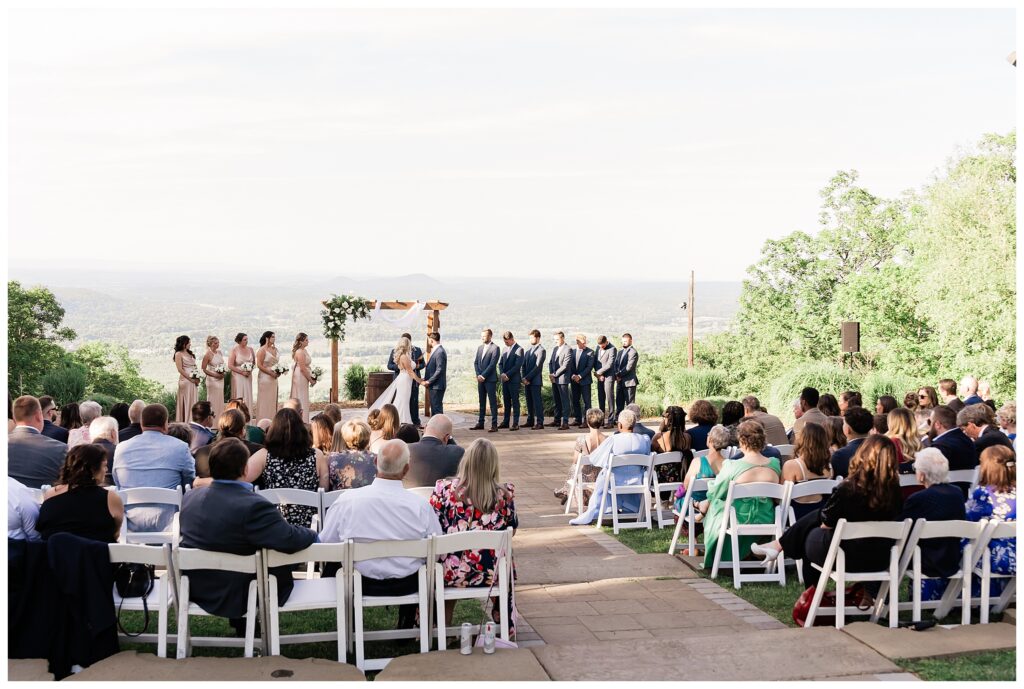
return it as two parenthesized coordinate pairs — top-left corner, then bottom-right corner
(841, 321), (860, 353)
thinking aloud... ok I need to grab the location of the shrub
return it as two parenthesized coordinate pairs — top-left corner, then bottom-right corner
(156, 389), (177, 419)
(635, 392), (665, 418)
(345, 364), (367, 401)
(664, 368), (729, 405)
(861, 371), (922, 411)
(766, 362), (861, 425)
(41, 364), (88, 407)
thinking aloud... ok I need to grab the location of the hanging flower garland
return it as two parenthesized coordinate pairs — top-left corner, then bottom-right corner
(321, 294), (372, 341)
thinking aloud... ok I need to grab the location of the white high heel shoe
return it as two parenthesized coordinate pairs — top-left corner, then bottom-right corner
(751, 542), (782, 564)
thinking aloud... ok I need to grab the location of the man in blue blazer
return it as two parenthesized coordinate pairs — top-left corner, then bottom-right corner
(472, 328), (501, 432)
(570, 334), (595, 427)
(179, 439), (316, 632)
(614, 333), (639, 415)
(548, 331), (573, 430)
(521, 329), (547, 430)
(928, 405), (979, 471)
(388, 332), (426, 426)
(422, 332), (447, 417)
(498, 331), (524, 430)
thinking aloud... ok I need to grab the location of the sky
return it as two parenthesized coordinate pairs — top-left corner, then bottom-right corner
(7, 8), (1016, 282)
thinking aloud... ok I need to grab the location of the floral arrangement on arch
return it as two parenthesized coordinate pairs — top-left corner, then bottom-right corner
(321, 294), (372, 342)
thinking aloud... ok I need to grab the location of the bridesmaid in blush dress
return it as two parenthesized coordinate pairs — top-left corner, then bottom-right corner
(173, 335), (199, 423)
(255, 331), (281, 422)
(290, 332), (312, 424)
(201, 335), (226, 419)
(229, 332), (255, 410)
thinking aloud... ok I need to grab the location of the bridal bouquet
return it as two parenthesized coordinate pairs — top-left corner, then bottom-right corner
(272, 362), (290, 375)
(213, 364), (227, 375)
(189, 369), (203, 382)
(310, 366), (325, 386)
(240, 362), (254, 373)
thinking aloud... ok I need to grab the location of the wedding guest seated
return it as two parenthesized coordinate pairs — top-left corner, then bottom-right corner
(875, 395), (899, 415)
(367, 408), (383, 444)
(651, 406), (693, 500)
(783, 422), (834, 521)
(964, 445), (1016, 598)
(39, 396), (68, 443)
(38, 444), (124, 543)
(9, 395), (68, 489)
(8, 476), (42, 541)
(871, 414), (888, 436)
(188, 401), (216, 451)
(110, 402), (131, 431)
(397, 423), (421, 444)
(792, 387), (828, 435)
(927, 405), (978, 471)
(826, 415), (847, 453)
(282, 397), (303, 421)
(569, 409), (652, 526)
(167, 422), (194, 446)
(817, 393), (841, 418)
(180, 438), (317, 636)
(193, 409), (264, 483)
(839, 390), (863, 416)
(59, 402), (83, 437)
(320, 403), (343, 428)
(429, 438), (517, 630)
(8, 396), (15, 434)
(623, 404), (655, 438)
(310, 414), (334, 457)
(686, 400), (718, 452)
(369, 404), (400, 454)
(320, 439), (442, 629)
(89, 415), (119, 485)
(721, 400), (745, 429)
(226, 398), (264, 444)
(406, 415), (465, 489)
(675, 424), (733, 514)
(327, 419), (377, 491)
(118, 399), (145, 442)
(996, 402), (1016, 445)
(246, 409), (328, 526)
(830, 406), (873, 477)
(112, 403), (195, 532)
(67, 401), (102, 449)
(741, 396), (788, 446)
(887, 407), (922, 471)
(554, 409), (607, 504)
(753, 434), (903, 587)
(959, 403), (1014, 454)
(900, 448), (967, 600)
(256, 418), (272, 434)
(700, 421), (782, 569)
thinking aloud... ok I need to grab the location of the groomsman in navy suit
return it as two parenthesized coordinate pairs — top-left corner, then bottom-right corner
(521, 329), (547, 430)
(472, 329), (501, 432)
(570, 334), (595, 427)
(423, 332), (447, 416)
(388, 332), (425, 425)
(614, 333), (639, 415)
(498, 331), (524, 430)
(594, 335), (618, 427)
(549, 331), (573, 431)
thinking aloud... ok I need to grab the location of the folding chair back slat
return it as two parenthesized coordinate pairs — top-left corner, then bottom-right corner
(351, 538), (431, 562)
(668, 477), (711, 556)
(257, 488), (321, 508)
(265, 542), (347, 568)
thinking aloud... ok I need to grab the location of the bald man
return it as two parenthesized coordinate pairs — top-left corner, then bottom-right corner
(405, 415), (465, 488)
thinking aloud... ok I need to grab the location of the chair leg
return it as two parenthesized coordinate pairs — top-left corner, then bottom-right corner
(418, 570), (429, 654)
(157, 577), (168, 658)
(993, 576), (1015, 614)
(668, 509), (684, 555)
(710, 519), (727, 579)
(961, 572), (971, 626)
(177, 578), (190, 659)
(611, 490), (619, 535)
(269, 578), (281, 656)
(354, 576), (366, 671)
(796, 559), (804, 586)
(337, 578), (347, 663)
(912, 556), (922, 623)
(499, 562), (510, 641)
(730, 527), (741, 589)
(835, 576), (846, 629)
(980, 558), (991, 624)
(435, 566), (447, 651)
(244, 582), (257, 657)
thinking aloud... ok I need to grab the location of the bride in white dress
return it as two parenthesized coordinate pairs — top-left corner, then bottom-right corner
(369, 336), (425, 425)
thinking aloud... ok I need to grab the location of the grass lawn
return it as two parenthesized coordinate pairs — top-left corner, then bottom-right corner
(897, 651), (1016, 681)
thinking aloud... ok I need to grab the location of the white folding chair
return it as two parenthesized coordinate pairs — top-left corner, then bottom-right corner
(650, 451), (685, 529)
(407, 487), (435, 500)
(565, 454), (600, 516)
(667, 477), (711, 557)
(948, 468), (980, 493)
(350, 538), (433, 672)
(118, 487), (183, 544)
(433, 531), (512, 650)
(804, 518), (913, 629)
(772, 444), (795, 459)
(893, 519), (985, 624)
(175, 548), (261, 658)
(898, 474), (921, 488)
(108, 543), (175, 657)
(256, 488), (322, 530)
(318, 488), (347, 528)
(973, 520), (1017, 623)
(784, 478), (842, 584)
(264, 543), (348, 660)
(710, 481), (791, 588)
(595, 453), (653, 534)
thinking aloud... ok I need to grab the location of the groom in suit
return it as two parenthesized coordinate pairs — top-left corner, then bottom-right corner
(472, 329), (501, 432)
(549, 331), (573, 431)
(422, 332), (447, 416)
(594, 335), (618, 427)
(387, 333), (425, 426)
(614, 333), (639, 415)
(570, 333), (595, 427)
(498, 331), (524, 431)
(521, 329), (546, 430)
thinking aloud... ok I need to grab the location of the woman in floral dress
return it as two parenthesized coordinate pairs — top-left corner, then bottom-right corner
(430, 438), (518, 634)
(327, 419), (377, 491)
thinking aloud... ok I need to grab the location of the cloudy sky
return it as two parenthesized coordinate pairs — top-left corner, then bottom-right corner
(8, 8), (1015, 282)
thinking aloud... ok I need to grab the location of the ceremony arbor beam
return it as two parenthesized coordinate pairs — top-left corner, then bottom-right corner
(322, 300), (449, 405)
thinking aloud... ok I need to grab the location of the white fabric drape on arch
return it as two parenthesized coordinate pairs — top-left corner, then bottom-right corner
(369, 301), (424, 329)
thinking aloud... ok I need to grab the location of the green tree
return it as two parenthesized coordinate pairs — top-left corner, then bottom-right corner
(69, 342), (165, 402)
(8, 281), (77, 395)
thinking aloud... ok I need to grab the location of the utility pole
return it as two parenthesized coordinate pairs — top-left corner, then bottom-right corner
(688, 270), (695, 368)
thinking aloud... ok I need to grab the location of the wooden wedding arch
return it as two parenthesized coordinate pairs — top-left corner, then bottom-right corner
(322, 300), (449, 411)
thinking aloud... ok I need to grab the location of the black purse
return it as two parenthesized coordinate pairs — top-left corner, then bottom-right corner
(114, 563), (156, 637)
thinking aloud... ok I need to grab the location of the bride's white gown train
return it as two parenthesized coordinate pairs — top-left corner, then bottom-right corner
(369, 369), (413, 424)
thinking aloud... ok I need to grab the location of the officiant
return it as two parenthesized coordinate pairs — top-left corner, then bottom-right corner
(388, 333), (425, 426)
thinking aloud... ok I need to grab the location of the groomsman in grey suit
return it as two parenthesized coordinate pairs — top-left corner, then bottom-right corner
(472, 328), (501, 432)
(422, 332), (447, 416)
(387, 332), (425, 426)
(498, 331), (524, 430)
(570, 333), (595, 427)
(548, 331), (573, 431)
(594, 335), (618, 428)
(521, 330), (546, 429)
(614, 333), (639, 415)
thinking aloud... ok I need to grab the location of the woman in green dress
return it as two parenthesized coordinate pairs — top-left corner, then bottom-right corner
(701, 420), (783, 569)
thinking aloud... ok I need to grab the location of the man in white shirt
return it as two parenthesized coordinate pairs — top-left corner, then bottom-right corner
(8, 477), (42, 541)
(321, 439), (442, 628)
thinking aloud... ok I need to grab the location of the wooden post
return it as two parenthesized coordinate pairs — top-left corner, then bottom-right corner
(330, 338), (339, 403)
(424, 311), (434, 416)
(688, 270), (695, 368)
